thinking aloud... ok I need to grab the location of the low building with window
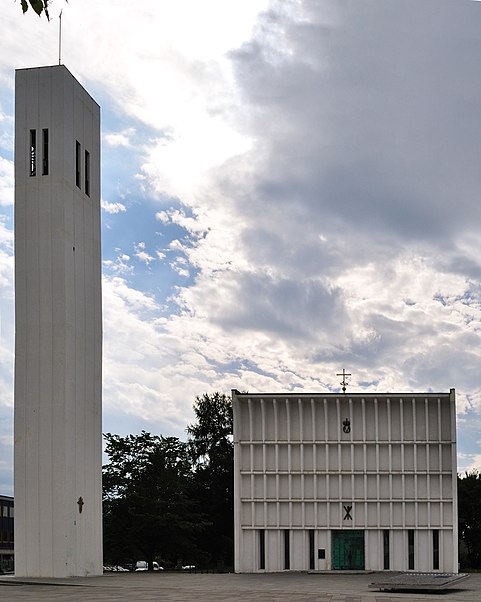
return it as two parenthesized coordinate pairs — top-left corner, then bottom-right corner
(232, 389), (458, 573)
(0, 495), (14, 572)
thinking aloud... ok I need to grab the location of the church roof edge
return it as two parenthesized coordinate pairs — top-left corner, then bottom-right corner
(231, 390), (454, 399)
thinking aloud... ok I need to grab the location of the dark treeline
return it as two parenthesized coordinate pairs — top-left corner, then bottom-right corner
(102, 392), (233, 571)
(458, 470), (481, 569)
(102, 393), (481, 571)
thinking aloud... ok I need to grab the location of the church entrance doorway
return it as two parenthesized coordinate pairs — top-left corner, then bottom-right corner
(331, 530), (365, 570)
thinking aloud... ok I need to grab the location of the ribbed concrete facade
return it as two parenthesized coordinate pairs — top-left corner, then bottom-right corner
(14, 65), (102, 577)
(233, 390), (458, 573)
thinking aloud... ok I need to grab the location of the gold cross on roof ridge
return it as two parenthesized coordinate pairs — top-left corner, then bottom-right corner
(336, 369), (351, 393)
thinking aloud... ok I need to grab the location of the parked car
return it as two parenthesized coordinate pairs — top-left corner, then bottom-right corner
(135, 561), (163, 571)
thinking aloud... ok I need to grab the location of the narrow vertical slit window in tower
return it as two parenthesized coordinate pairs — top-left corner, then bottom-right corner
(75, 140), (81, 188)
(85, 150), (90, 196)
(29, 129), (36, 176)
(42, 129), (48, 175)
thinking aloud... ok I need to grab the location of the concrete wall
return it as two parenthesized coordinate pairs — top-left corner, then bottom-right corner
(233, 391), (458, 573)
(14, 65), (102, 577)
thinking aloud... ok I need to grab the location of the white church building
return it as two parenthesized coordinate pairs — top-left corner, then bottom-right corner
(233, 389), (458, 573)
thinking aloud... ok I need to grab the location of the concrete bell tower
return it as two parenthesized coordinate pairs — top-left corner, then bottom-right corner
(14, 65), (102, 577)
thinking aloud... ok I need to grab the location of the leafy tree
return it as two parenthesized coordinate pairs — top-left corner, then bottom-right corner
(103, 431), (207, 569)
(19, 0), (68, 19)
(20, 0), (50, 19)
(187, 393), (234, 569)
(458, 470), (481, 569)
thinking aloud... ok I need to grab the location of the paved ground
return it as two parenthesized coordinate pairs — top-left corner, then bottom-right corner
(0, 571), (479, 602)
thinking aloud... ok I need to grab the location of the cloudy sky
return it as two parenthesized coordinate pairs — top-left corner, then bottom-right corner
(1, 0), (481, 494)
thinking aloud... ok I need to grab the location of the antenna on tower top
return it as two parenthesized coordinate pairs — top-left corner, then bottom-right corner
(58, 10), (63, 65)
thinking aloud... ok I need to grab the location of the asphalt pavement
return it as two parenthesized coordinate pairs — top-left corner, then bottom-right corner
(0, 571), (479, 602)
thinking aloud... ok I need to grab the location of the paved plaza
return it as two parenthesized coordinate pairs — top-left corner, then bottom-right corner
(0, 572), (480, 602)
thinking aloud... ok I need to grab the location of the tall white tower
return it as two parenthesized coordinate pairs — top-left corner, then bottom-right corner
(14, 65), (102, 577)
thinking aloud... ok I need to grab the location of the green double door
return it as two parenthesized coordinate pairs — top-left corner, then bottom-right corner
(332, 531), (365, 570)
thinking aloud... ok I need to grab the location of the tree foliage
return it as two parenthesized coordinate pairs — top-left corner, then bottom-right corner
(458, 470), (481, 569)
(19, 0), (68, 19)
(20, 0), (50, 19)
(103, 431), (208, 569)
(187, 392), (233, 465)
(102, 393), (235, 570)
(187, 393), (234, 568)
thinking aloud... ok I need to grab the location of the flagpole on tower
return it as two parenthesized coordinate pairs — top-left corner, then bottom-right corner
(59, 10), (63, 65)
